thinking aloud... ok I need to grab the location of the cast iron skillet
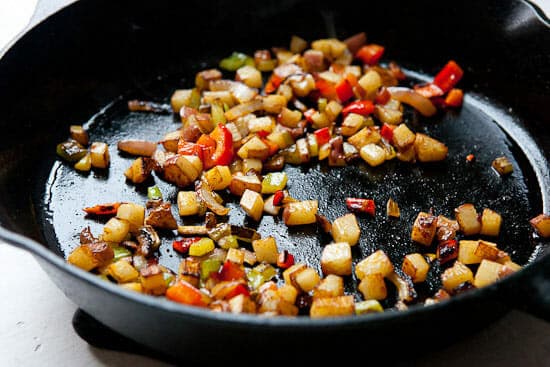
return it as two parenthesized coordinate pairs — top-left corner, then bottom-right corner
(0, 0), (548, 364)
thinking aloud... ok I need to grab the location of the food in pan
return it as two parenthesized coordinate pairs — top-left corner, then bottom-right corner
(58, 33), (540, 318)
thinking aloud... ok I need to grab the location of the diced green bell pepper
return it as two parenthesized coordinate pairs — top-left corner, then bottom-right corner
(147, 186), (163, 201)
(261, 172), (288, 194)
(111, 246), (132, 262)
(56, 140), (87, 162)
(246, 263), (277, 289)
(219, 52), (254, 71)
(200, 258), (222, 280)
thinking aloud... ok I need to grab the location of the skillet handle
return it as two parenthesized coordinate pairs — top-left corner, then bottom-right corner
(498, 251), (550, 322)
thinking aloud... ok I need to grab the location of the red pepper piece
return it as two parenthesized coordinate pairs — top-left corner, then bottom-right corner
(219, 260), (246, 281)
(375, 86), (391, 105)
(335, 78), (354, 103)
(380, 123), (396, 142)
(83, 202), (122, 216)
(172, 237), (201, 254)
(264, 74), (283, 94)
(315, 78), (337, 100)
(201, 124), (233, 169)
(329, 63), (346, 75)
(314, 127), (331, 146)
(444, 88), (464, 107)
(261, 137), (280, 157)
(272, 190), (284, 206)
(166, 280), (208, 307)
(346, 198), (375, 216)
(224, 283), (250, 299)
(276, 250), (295, 269)
(413, 83), (444, 99)
(257, 130), (270, 139)
(433, 60), (464, 93)
(304, 108), (316, 123)
(342, 100), (375, 117)
(196, 134), (216, 148)
(466, 153), (475, 162)
(177, 141), (204, 162)
(437, 239), (459, 265)
(355, 44), (385, 65)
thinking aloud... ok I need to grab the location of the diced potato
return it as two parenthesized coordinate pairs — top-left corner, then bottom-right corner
(108, 260), (139, 283)
(163, 154), (203, 187)
(262, 95), (287, 114)
(311, 38), (347, 60)
(74, 153), (91, 172)
(310, 295), (355, 318)
(455, 203), (481, 236)
(140, 265), (168, 296)
(411, 211), (438, 246)
(177, 191), (200, 216)
(68, 245), (98, 271)
(358, 70), (382, 97)
(355, 250), (394, 280)
(226, 248), (245, 265)
(252, 236), (279, 264)
(355, 300), (384, 315)
(324, 101), (343, 122)
(331, 214), (360, 246)
(474, 259), (516, 288)
(229, 174), (262, 196)
(237, 135), (270, 160)
(310, 111), (330, 129)
(479, 208), (502, 236)
(321, 242), (352, 276)
(202, 91), (235, 107)
(263, 194), (281, 216)
(492, 156), (513, 175)
(102, 218), (130, 243)
(242, 158), (262, 174)
(386, 198), (400, 218)
(248, 116), (275, 133)
(282, 200), (318, 226)
(529, 214), (550, 238)
(441, 261), (474, 292)
(70, 125), (89, 146)
(374, 103), (403, 125)
(313, 274), (344, 299)
(283, 264), (320, 292)
(266, 129), (294, 150)
(396, 146), (416, 162)
(391, 124), (416, 151)
(402, 253), (430, 283)
(290, 35), (308, 53)
(116, 203), (145, 233)
(341, 113), (365, 136)
(436, 215), (460, 241)
(236, 65), (262, 88)
(171, 89), (198, 112)
(358, 273), (387, 300)
(347, 127), (381, 150)
(203, 165), (232, 190)
(278, 107), (303, 128)
(124, 157), (156, 184)
(458, 240), (483, 264)
(195, 68), (222, 90)
(90, 142), (110, 169)
(474, 240), (510, 263)
(360, 143), (386, 167)
(120, 282), (143, 293)
(240, 189), (264, 221)
(277, 284), (298, 304)
(414, 133), (448, 162)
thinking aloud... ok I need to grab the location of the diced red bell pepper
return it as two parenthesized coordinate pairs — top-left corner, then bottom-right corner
(375, 86), (391, 105)
(342, 100), (375, 117)
(329, 63), (346, 75)
(172, 237), (201, 254)
(83, 202), (122, 216)
(335, 79), (354, 103)
(166, 280), (208, 307)
(257, 130), (270, 139)
(264, 74), (283, 94)
(219, 260), (246, 281)
(346, 198), (375, 216)
(272, 190), (285, 206)
(224, 283), (250, 299)
(437, 239), (459, 265)
(444, 88), (464, 107)
(177, 141), (204, 162)
(276, 250), (295, 269)
(433, 60), (464, 93)
(202, 124), (233, 169)
(304, 108), (316, 123)
(262, 137), (280, 157)
(413, 83), (444, 99)
(315, 78), (337, 100)
(380, 123), (396, 142)
(196, 134), (216, 148)
(466, 153), (475, 162)
(355, 44), (385, 65)
(314, 127), (331, 146)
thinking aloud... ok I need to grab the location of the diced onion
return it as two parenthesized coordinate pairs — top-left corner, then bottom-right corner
(387, 87), (437, 117)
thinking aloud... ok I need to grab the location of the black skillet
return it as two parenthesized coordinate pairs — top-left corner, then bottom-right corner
(0, 0), (548, 364)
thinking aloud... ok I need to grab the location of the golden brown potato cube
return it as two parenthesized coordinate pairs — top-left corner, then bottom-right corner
(140, 264), (168, 295)
(294, 267), (321, 292)
(391, 124), (416, 151)
(120, 282), (143, 293)
(458, 240), (483, 264)
(124, 157), (156, 184)
(228, 294), (257, 314)
(252, 236), (278, 264)
(374, 103), (403, 125)
(236, 65), (262, 88)
(226, 248), (245, 265)
(414, 133), (448, 162)
(474, 259), (517, 288)
(358, 70), (382, 97)
(282, 200), (318, 226)
(262, 95), (287, 114)
(204, 165), (232, 191)
(474, 240), (510, 263)
(479, 208), (502, 236)
(455, 203), (481, 236)
(163, 155), (202, 187)
(229, 174), (262, 196)
(90, 142), (110, 169)
(320, 242), (352, 276)
(68, 245), (98, 271)
(278, 107), (303, 128)
(529, 214), (550, 238)
(441, 261), (474, 292)
(177, 191), (200, 216)
(283, 264), (307, 287)
(116, 202), (145, 233)
(248, 116), (275, 134)
(492, 156), (513, 175)
(195, 68), (222, 90)
(310, 295), (355, 318)
(355, 250), (394, 280)
(237, 135), (270, 160)
(347, 127), (381, 150)
(402, 253), (430, 283)
(436, 215), (460, 241)
(358, 273), (388, 300)
(242, 158), (263, 174)
(313, 274), (344, 299)
(341, 113), (365, 137)
(161, 130), (182, 152)
(360, 143), (386, 167)
(396, 146), (416, 162)
(108, 260), (139, 283)
(102, 217), (130, 243)
(240, 189), (264, 221)
(277, 284), (298, 304)
(170, 89), (193, 112)
(331, 213), (360, 246)
(411, 212), (438, 246)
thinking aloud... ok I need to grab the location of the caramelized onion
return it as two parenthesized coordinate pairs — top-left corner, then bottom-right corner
(387, 87), (437, 117)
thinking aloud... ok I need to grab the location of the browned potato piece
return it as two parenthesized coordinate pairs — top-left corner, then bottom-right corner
(160, 130), (181, 152)
(413, 133), (448, 162)
(262, 95), (287, 114)
(355, 250), (394, 280)
(70, 125), (89, 146)
(283, 264), (320, 292)
(391, 124), (416, 151)
(195, 68), (222, 90)
(310, 295), (355, 318)
(458, 240), (484, 264)
(529, 214), (550, 238)
(479, 208), (502, 236)
(162, 155), (203, 187)
(474, 240), (510, 263)
(117, 139), (157, 157)
(441, 261), (474, 292)
(229, 174), (262, 196)
(402, 253), (430, 283)
(282, 200), (318, 226)
(237, 135), (270, 160)
(455, 203), (481, 236)
(240, 189), (264, 221)
(116, 203), (145, 233)
(252, 237), (279, 264)
(492, 156), (513, 175)
(124, 157), (156, 184)
(347, 127), (381, 150)
(411, 212), (438, 246)
(68, 245), (98, 271)
(313, 274), (344, 299)
(474, 259), (517, 288)
(341, 113), (365, 136)
(436, 215), (460, 241)
(90, 142), (110, 169)
(320, 242), (352, 276)
(358, 273), (387, 300)
(331, 213), (360, 246)
(108, 260), (139, 283)
(140, 264), (168, 295)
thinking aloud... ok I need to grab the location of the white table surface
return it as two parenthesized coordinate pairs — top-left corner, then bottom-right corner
(1, 1), (549, 366)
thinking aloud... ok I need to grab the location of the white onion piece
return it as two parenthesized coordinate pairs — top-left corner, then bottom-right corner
(387, 87), (437, 117)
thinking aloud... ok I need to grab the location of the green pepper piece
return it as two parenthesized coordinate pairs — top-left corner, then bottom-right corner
(200, 258), (222, 280)
(163, 272), (175, 287)
(282, 144), (302, 165)
(219, 52), (253, 71)
(56, 140), (87, 162)
(318, 98), (328, 113)
(218, 235), (239, 250)
(355, 300), (384, 315)
(147, 186), (163, 200)
(211, 102), (226, 125)
(261, 172), (288, 194)
(246, 263), (277, 289)
(111, 246), (132, 262)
